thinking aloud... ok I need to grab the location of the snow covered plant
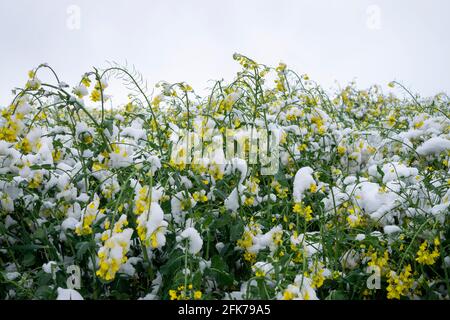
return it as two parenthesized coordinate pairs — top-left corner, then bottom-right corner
(0, 54), (449, 300)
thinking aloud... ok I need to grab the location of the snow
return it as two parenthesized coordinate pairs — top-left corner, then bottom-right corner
(247, 225), (283, 254)
(42, 261), (59, 274)
(383, 225), (402, 235)
(355, 234), (366, 241)
(293, 167), (315, 202)
(229, 157), (248, 183)
(61, 218), (78, 231)
(121, 119), (146, 141)
(416, 136), (450, 155)
(178, 227), (203, 254)
(350, 181), (398, 223)
(252, 261), (275, 276)
(75, 122), (94, 136)
(224, 185), (246, 212)
(4, 215), (17, 228)
(120, 257), (142, 277)
(444, 256), (450, 268)
(139, 202), (168, 249)
(5, 272), (20, 281)
(369, 162), (418, 183)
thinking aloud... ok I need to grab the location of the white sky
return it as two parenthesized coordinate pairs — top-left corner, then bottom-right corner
(0, 0), (449, 106)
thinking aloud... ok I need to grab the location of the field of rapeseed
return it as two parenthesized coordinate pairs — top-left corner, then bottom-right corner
(0, 54), (449, 300)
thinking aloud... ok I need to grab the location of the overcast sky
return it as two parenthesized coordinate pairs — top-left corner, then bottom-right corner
(0, 0), (449, 106)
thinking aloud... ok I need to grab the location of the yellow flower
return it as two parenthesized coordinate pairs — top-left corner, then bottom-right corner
(283, 290), (294, 300)
(387, 114), (396, 126)
(293, 202), (313, 221)
(387, 265), (414, 299)
(244, 197), (255, 206)
(194, 291), (202, 300)
(152, 94), (162, 107)
(367, 249), (389, 274)
(271, 180), (288, 199)
(311, 268), (325, 288)
(255, 270), (266, 277)
(413, 121), (424, 129)
(101, 231), (110, 242)
(52, 149), (62, 162)
(134, 186), (150, 216)
(347, 212), (362, 228)
(90, 89), (101, 102)
(416, 239), (439, 265)
(192, 191), (208, 203)
(29, 173), (43, 189)
(81, 76), (91, 87)
(181, 83), (193, 92)
(238, 229), (253, 246)
(276, 62), (287, 72)
(169, 290), (178, 300)
(17, 138), (32, 154)
(243, 252), (256, 263)
(150, 232), (159, 248)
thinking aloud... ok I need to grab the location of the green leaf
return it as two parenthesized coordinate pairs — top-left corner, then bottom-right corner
(209, 267), (233, 287)
(37, 272), (53, 286)
(209, 255), (233, 286)
(34, 285), (54, 299)
(30, 164), (53, 170)
(75, 241), (92, 260)
(159, 250), (184, 276)
(34, 228), (46, 241)
(376, 165), (384, 179)
(211, 255), (228, 271)
(22, 253), (36, 267)
(325, 290), (349, 300)
(0, 221), (6, 233)
(213, 214), (232, 228)
(230, 220), (244, 242)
